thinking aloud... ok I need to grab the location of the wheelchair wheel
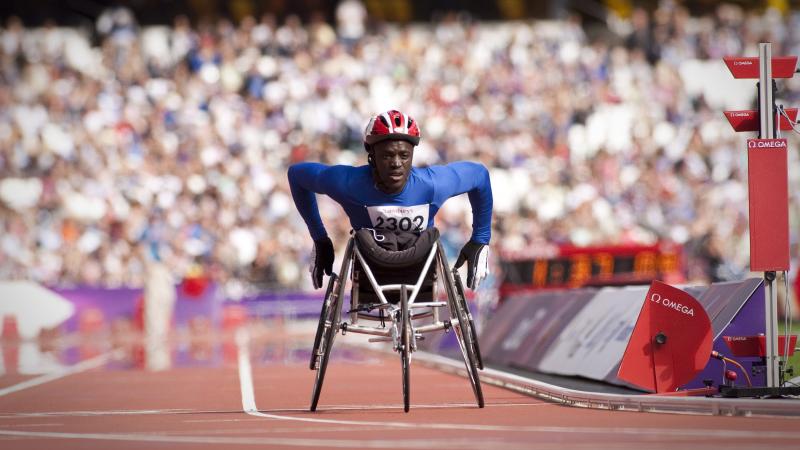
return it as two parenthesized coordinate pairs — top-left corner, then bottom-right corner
(453, 302), (484, 408)
(310, 277), (342, 412)
(310, 273), (338, 370)
(400, 285), (411, 413)
(452, 270), (484, 370)
(438, 245), (484, 408)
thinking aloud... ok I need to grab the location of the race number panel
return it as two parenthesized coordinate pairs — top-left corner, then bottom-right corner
(366, 204), (429, 232)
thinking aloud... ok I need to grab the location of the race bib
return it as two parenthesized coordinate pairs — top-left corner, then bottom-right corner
(366, 204), (429, 232)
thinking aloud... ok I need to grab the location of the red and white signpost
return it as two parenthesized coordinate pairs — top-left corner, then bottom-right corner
(724, 45), (797, 390)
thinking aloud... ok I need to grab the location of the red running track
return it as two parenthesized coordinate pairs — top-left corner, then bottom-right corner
(0, 328), (798, 450)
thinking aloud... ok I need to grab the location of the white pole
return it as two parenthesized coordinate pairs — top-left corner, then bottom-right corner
(758, 42), (780, 388)
(759, 43), (774, 139)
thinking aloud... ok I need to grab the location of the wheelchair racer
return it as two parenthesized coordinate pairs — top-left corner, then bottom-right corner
(288, 109), (493, 291)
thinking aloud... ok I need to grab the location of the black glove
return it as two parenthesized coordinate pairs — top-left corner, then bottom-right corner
(455, 240), (490, 290)
(311, 236), (334, 289)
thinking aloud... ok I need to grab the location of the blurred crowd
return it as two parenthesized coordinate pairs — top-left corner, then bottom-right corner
(2, 1), (800, 297)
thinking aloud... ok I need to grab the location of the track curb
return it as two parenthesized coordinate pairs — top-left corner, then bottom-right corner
(415, 351), (800, 417)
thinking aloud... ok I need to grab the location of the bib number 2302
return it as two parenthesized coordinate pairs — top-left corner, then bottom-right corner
(366, 204), (429, 232)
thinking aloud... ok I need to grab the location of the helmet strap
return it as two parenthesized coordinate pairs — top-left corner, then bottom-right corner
(367, 152), (384, 190)
(367, 151), (375, 168)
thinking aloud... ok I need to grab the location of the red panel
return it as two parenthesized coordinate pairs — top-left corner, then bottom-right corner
(618, 281), (712, 393)
(724, 56), (798, 78)
(747, 139), (790, 271)
(723, 335), (797, 357)
(724, 109), (798, 132)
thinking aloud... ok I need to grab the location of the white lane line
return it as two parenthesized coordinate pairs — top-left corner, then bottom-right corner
(160, 426), (401, 435)
(236, 329), (258, 413)
(183, 418), (267, 423)
(0, 424), (786, 450)
(306, 401), (551, 410)
(0, 423), (63, 428)
(0, 430), (536, 449)
(234, 329), (800, 441)
(3, 429), (766, 450)
(193, 402), (550, 416)
(0, 409), (198, 419)
(0, 350), (121, 398)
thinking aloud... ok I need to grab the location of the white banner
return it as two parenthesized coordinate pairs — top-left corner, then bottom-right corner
(538, 286), (648, 380)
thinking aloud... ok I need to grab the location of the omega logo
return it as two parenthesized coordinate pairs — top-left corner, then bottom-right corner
(650, 293), (695, 317)
(748, 140), (787, 149)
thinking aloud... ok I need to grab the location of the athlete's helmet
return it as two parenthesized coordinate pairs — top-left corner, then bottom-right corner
(363, 110), (421, 149)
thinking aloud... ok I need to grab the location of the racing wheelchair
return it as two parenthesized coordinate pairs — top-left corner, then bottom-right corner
(309, 227), (484, 412)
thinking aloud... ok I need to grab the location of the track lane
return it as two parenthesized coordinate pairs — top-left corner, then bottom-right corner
(0, 330), (797, 450)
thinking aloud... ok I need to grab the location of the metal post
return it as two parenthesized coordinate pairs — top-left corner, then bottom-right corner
(764, 271), (780, 387)
(759, 43), (774, 139)
(758, 42), (780, 388)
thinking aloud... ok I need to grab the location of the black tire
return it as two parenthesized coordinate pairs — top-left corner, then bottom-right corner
(453, 270), (484, 370)
(439, 244), (484, 408)
(400, 285), (411, 413)
(310, 278), (342, 411)
(310, 308), (336, 411)
(310, 274), (338, 370)
(454, 304), (484, 408)
(309, 238), (354, 412)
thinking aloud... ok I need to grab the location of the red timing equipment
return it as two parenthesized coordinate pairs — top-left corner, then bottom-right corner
(722, 45), (798, 392)
(724, 109), (798, 132)
(747, 138), (790, 271)
(723, 334), (797, 357)
(723, 56), (798, 78)
(618, 281), (713, 393)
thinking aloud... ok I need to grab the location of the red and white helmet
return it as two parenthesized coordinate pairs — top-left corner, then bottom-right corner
(363, 110), (421, 149)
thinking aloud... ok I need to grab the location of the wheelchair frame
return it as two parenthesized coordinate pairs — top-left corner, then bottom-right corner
(309, 233), (484, 413)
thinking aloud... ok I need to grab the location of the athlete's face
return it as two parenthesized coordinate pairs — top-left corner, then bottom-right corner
(371, 140), (414, 194)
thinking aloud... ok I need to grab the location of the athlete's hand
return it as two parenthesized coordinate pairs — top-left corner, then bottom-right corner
(454, 241), (489, 290)
(311, 236), (334, 289)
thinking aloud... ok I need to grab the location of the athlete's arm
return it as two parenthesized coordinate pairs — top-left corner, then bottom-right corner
(288, 162), (345, 289)
(430, 161), (493, 244)
(287, 162), (337, 241)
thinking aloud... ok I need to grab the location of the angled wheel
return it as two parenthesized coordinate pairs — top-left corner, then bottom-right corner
(310, 239), (354, 412)
(310, 273), (338, 370)
(438, 244), (484, 408)
(310, 288), (339, 411)
(310, 274), (342, 411)
(451, 298), (484, 408)
(453, 269), (484, 370)
(400, 285), (411, 413)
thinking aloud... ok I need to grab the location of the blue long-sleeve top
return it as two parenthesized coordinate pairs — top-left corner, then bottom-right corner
(287, 162), (493, 244)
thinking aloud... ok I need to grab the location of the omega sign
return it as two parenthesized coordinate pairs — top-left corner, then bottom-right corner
(650, 292), (694, 317)
(747, 138), (788, 149)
